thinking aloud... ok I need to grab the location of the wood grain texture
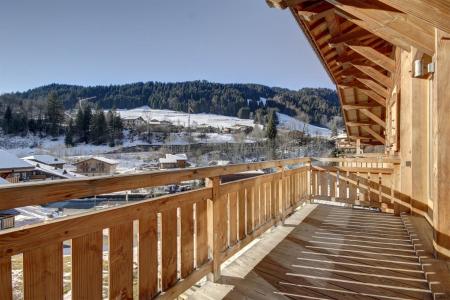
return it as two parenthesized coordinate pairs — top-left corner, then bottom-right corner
(180, 203), (194, 278)
(0, 188), (211, 257)
(109, 221), (134, 300)
(229, 192), (238, 246)
(139, 211), (158, 299)
(0, 256), (12, 300)
(246, 187), (254, 234)
(0, 157), (310, 210)
(238, 189), (246, 240)
(161, 208), (178, 291)
(72, 231), (103, 300)
(196, 200), (208, 267)
(23, 242), (63, 300)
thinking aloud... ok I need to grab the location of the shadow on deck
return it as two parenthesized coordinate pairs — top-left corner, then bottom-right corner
(188, 204), (432, 300)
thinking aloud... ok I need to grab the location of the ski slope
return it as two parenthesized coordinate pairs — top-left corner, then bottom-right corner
(115, 106), (255, 129)
(276, 113), (331, 137)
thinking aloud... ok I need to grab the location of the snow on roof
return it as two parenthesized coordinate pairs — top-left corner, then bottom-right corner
(23, 154), (66, 165)
(23, 159), (85, 179)
(0, 149), (34, 171)
(74, 156), (118, 165)
(159, 153), (188, 164)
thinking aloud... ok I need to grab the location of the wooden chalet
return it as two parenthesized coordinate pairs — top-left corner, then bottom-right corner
(0, 1), (449, 299)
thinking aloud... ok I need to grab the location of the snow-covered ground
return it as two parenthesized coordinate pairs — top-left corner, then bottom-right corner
(115, 106), (256, 129)
(276, 113), (331, 137)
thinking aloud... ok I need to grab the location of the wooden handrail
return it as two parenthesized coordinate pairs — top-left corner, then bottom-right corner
(0, 157), (311, 210)
(0, 160), (311, 300)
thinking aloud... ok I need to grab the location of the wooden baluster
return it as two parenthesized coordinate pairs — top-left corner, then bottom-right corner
(181, 203), (194, 279)
(196, 200), (208, 267)
(161, 208), (178, 291)
(246, 187), (254, 235)
(0, 256), (12, 300)
(271, 177), (277, 220)
(139, 211), (158, 299)
(265, 183), (271, 221)
(72, 231), (103, 300)
(330, 172), (336, 200)
(109, 221), (133, 299)
(348, 172), (357, 204)
(206, 176), (224, 281)
(238, 188), (246, 241)
(23, 242), (63, 300)
(254, 184), (260, 227)
(229, 192), (238, 246)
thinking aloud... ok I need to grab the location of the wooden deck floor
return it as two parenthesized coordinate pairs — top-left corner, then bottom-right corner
(188, 204), (432, 300)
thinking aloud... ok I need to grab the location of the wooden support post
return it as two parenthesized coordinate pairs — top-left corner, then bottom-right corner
(432, 29), (450, 259)
(206, 176), (221, 281)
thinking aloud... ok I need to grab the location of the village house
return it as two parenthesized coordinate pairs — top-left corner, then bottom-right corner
(23, 159), (84, 181)
(23, 154), (66, 169)
(73, 156), (118, 176)
(122, 116), (147, 129)
(159, 153), (187, 169)
(0, 149), (34, 183)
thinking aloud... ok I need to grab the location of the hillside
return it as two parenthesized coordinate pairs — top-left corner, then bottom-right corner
(0, 81), (340, 128)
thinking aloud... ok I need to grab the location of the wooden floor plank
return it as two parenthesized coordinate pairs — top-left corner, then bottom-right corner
(188, 204), (432, 300)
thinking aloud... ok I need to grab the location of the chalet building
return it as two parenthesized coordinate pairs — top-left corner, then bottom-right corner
(0, 209), (18, 230)
(73, 156), (118, 176)
(159, 153), (187, 169)
(0, 149), (34, 182)
(122, 116), (147, 129)
(2, 3), (450, 299)
(23, 159), (84, 180)
(23, 154), (66, 169)
(266, 0), (450, 260)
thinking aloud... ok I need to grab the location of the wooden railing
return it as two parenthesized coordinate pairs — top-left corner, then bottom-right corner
(0, 157), (310, 300)
(2, 155), (441, 299)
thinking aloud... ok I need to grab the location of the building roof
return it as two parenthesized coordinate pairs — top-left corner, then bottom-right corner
(0, 209), (19, 216)
(23, 154), (66, 165)
(74, 156), (118, 165)
(159, 153), (187, 164)
(23, 159), (85, 179)
(0, 149), (34, 171)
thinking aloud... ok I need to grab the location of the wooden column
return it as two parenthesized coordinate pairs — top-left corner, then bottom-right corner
(410, 48), (429, 213)
(206, 176), (221, 281)
(432, 29), (450, 259)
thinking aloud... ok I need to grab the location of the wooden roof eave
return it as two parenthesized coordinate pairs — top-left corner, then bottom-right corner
(289, 7), (354, 141)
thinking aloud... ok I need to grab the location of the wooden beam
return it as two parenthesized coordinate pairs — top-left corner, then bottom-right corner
(357, 87), (386, 107)
(327, 0), (435, 55)
(266, 0), (311, 9)
(346, 44), (395, 73)
(343, 103), (381, 110)
(361, 126), (385, 144)
(328, 28), (372, 46)
(360, 108), (386, 128)
(375, 0), (450, 35)
(355, 77), (389, 98)
(296, 2), (335, 22)
(351, 63), (393, 88)
(346, 121), (377, 127)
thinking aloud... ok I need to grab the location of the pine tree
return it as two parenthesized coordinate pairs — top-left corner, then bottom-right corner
(46, 92), (65, 137)
(90, 107), (108, 145)
(65, 119), (75, 146)
(266, 111), (278, 140)
(3, 106), (12, 133)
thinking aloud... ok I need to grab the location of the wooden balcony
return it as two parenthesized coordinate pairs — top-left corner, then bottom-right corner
(0, 157), (449, 299)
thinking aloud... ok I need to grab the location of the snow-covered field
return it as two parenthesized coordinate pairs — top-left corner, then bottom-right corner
(115, 106), (256, 129)
(276, 113), (331, 137)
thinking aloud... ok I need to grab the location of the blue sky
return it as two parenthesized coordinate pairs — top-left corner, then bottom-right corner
(0, 0), (333, 94)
